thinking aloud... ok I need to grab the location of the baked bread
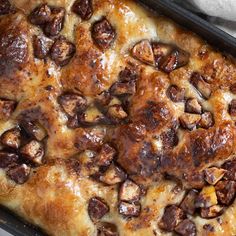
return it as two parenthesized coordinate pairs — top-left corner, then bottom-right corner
(1, 0), (236, 235)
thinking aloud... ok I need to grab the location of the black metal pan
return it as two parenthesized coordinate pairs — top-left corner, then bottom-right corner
(1, 0), (236, 235)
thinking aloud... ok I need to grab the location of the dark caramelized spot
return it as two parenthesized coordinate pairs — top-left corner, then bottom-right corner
(179, 113), (201, 131)
(167, 85), (185, 102)
(119, 180), (141, 202)
(50, 38), (76, 66)
(180, 189), (198, 215)
(97, 222), (119, 236)
(229, 99), (236, 116)
(0, 152), (19, 168)
(95, 144), (116, 167)
(88, 197), (109, 221)
(72, 0), (93, 20)
(7, 164), (31, 184)
(92, 17), (116, 50)
(131, 40), (155, 66)
(159, 205), (185, 231)
(0, 128), (21, 149)
(20, 140), (44, 165)
(0, 0), (13, 15)
(185, 98), (202, 114)
(198, 111), (214, 129)
(33, 35), (53, 59)
(160, 128), (179, 148)
(58, 93), (87, 117)
(118, 202), (141, 217)
(126, 122), (146, 142)
(44, 7), (65, 36)
(200, 205), (224, 219)
(215, 180), (236, 205)
(174, 219), (196, 236)
(152, 42), (172, 66)
(230, 83), (236, 94)
(29, 4), (51, 25)
(160, 48), (189, 73)
(190, 72), (212, 99)
(0, 99), (16, 120)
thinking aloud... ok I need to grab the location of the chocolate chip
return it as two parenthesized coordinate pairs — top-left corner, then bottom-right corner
(222, 160), (236, 181)
(119, 67), (138, 82)
(195, 186), (218, 208)
(204, 167), (226, 185)
(58, 93), (87, 117)
(0, 0), (13, 15)
(0, 152), (19, 168)
(99, 164), (127, 185)
(198, 111), (214, 129)
(29, 3), (51, 25)
(174, 219), (196, 236)
(126, 122), (146, 142)
(229, 99), (236, 116)
(0, 99), (16, 120)
(72, 0), (93, 20)
(7, 164), (30, 184)
(215, 180), (236, 205)
(185, 98), (202, 114)
(20, 140), (44, 165)
(200, 205), (224, 219)
(159, 205), (185, 232)
(20, 121), (47, 141)
(179, 113), (201, 130)
(230, 83), (236, 94)
(44, 7), (65, 36)
(95, 144), (116, 167)
(97, 222), (119, 236)
(107, 104), (128, 121)
(167, 85), (185, 103)
(92, 17), (116, 50)
(118, 201), (141, 217)
(131, 40), (155, 66)
(160, 48), (189, 73)
(33, 35), (53, 59)
(119, 180), (141, 202)
(180, 189), (198, 215)
(88, 197), (109, 221)
(110, 80), (136, 96)
(0, 128), (21, 149)
(190, 72), (212, 99)
(50, 38), (76, 66)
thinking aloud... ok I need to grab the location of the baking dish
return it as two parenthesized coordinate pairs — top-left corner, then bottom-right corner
(0, 0), (236, 235)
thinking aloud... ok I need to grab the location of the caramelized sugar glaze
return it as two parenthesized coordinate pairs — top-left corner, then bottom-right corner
(1, 0), (236, 235)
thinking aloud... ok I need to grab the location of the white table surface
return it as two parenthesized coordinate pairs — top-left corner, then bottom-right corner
(0, 228), (11, 236)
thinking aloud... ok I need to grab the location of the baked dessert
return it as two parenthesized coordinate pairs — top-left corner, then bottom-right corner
(1, 0), (236, 235)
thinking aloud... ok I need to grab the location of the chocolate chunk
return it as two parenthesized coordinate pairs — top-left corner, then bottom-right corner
(131, 40), (155, 66)
(88, 197), (109, 221)
(174, 219), (197, 236)
(185, 98), (202, 114)
(195, 186), (218, 208)
(107, 105), (128, 121)
(126, 122), (147, 142)
(160, 48), (189, 73)
(20, 140), (44, 165)
(95, 91), (112, 107)
(58, 93), (87, 117)
(230, 83), (236, 94)
(50, 38), (76, 66)
(119, 67), (138, 82)
(44, 7), (65, 36)
(222, 160), (236, 181)
(29, 4), (51, 25)
(0, 0), (13, 15)
(180, 189), (198, 215)
(33, 35), (53, 59)
(0, 152), (18, 168)
(159, 205), (185, 231)
(229, 99), (236, 116)
(97, 222), (119, 236)
(215, 180), (236, 205)
(198, 111), (214, 129)
(110, 80), (136, 96)
(6, 164), (30, 184)
(72, 0), (93, 20)
(0, 128), (21, 149)
(204, 167), (226, 185)
(190, 72), (212, 99)
(119, 180), (141, 202)
(179, 113), (201, 130)
(167, 85), (185, 103)
(99, 164), (127, 185)
(21, 121), (47, 141)
(95, 144), (116, 167)
(118, 201), (141, 217)
(0, 99), (16, 120)
(200, 205), (224, 219)
(92, 17), (116, 50)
